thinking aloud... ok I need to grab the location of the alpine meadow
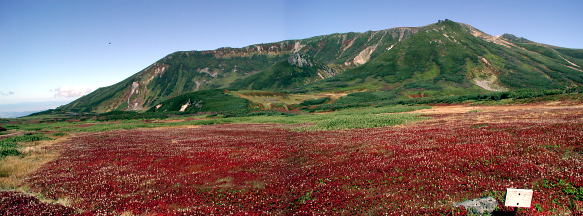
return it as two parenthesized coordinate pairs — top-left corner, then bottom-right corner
(1, 6), (583, 215)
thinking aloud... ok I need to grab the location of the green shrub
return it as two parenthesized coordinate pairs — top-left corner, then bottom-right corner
(309, 88), (575, 112)
(224, 111), (297, 118)
(0, 149), (20, 157)
(331, 91), (397, 107)
(564, 86), (583, 94)
(558, 180), (583, 201)
(300, 97), (330, 106)
(97, 111), (169, 121)
(0, 133), (53, 144)
(534, 203), (543, 212)
(149, 89), (250, 114)
(52, 132), (68, 136)
(0, 133), (53, 159)
(305, 114), (425, 131)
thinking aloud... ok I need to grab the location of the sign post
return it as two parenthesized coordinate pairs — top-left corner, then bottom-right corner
(504, 188), (533, 214)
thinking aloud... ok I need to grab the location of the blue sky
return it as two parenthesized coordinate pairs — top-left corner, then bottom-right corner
(0, 0), (582, 111)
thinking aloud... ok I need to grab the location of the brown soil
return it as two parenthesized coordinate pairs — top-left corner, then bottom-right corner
(406, 104), (583, 115)
(404, 103), (583, 127)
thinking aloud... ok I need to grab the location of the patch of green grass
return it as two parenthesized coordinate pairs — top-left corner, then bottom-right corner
(534, 203), (543, 212)
(302, 113), (425, 131)
(299, 97), (330, 106)
(0, 149), (20, 158)
(149, 89), (251, 114)
(229, 105), (430, 131)
(1, 133), (53, 143)
(6, 118), (236, 134)
(470, 123), (489, 129)
(6, 105), (429, 133)
(334, 105), (431, 115)
(96, 111), (170, 121)
(332, 91), (397, 106)
(538, 179), (583, 201)
(0, 133), (53, 158)
(296, 191), (313, 204)
(559, 180), (583, 201)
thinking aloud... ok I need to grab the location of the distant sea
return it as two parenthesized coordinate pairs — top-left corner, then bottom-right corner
(0, 111), (38, 118)
(0, 101), (71, 118)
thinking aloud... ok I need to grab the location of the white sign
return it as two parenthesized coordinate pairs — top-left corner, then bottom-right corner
(504, 188), (533, 208)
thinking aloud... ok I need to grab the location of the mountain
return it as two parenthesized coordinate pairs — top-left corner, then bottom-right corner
(60, 20), (583, 113)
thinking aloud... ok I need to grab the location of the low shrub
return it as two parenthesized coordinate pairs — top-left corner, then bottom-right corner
(224, 111), (297, 118)
(0, 133), (53, 158)
(309, 88), (577, 112)
(96, 111), (169, 121)
(299, 97), (330, 106)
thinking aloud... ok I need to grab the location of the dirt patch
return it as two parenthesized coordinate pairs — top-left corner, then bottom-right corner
(314, 92), (351, 100)
(405, 104), (583, 115)
(474, 77), (508, 91)
(0, 131), (24, 140)
(402, 103), (583, 129)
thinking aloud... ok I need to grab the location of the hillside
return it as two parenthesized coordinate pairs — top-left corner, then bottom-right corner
(148, 89), (250, 114)
(59, 20), (583, 113)
(308, 21), (583, 95)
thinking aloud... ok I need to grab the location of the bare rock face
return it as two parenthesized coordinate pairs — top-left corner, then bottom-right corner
(352, 45), (377, 65)
(288, 53), (313, 68)
(454, 197), (498, 215)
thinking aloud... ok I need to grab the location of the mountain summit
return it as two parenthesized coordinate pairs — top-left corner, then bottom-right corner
(61, 20), (583, 112)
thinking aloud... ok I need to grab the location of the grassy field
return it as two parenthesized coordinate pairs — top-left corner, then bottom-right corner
(1, 101), (581, 215)
(3, 105), (430, 134)
(231, 105), (430, 131)
(2, 91), (583, 215)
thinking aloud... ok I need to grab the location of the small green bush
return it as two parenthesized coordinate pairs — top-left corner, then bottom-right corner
(149, 89), (250, 114)
(0, 133), (53, 144)
(309, 88), (576, 112)
(97, 111), (169, 121)
(224, 111), (297, 118)
(0, 133), (53, 158)
(52, 132), (68, 136)
(0, 149), (20, 157)
(300, 97), (330, 106)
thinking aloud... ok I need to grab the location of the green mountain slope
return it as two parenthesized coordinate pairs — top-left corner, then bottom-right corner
(308, 20), (583, 97)
(148, 89), (250, 114)
(59, 20), (583, 112)
(60, 26), (416, 112)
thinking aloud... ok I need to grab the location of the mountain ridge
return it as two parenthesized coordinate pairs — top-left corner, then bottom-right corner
(59, 19), (583, 113)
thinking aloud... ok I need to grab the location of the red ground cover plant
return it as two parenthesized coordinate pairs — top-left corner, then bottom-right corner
(0, 191), (76, 215)
(19, 108), (583, 215)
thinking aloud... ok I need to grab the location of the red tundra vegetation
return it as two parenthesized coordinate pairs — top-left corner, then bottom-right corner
(3, 105), (582, 215)
(0, 191), (76, 215)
